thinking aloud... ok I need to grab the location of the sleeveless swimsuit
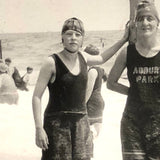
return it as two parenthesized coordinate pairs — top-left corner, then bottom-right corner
(87, 66), (105, 124)
(42, 53), (93, 160)
(121, 44), (160, 160)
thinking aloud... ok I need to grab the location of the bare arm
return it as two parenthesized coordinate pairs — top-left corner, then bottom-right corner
(32, 56), (56, 150)
(85, 68), (98, 103)
(32, 57), (55, 129)
(84, 24), (129, 66)
(107, 47), (129, 95)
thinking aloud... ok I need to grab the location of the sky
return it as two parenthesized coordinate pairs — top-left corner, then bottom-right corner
(0, 0), (160, 33)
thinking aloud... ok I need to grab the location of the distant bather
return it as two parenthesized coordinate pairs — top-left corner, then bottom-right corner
(0, 63), (19, 105)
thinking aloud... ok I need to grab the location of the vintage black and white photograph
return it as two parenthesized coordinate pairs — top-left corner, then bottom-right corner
(0, 0), (160, 160)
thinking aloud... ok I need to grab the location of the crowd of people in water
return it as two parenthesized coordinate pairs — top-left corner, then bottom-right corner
(0, 57), (33, 104)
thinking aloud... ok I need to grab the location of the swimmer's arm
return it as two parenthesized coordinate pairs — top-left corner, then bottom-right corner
(32, 57), (55, 129)
(84, 24), (129, 65)
(85, 68), (98, 103)
(107, 47), (129, 95)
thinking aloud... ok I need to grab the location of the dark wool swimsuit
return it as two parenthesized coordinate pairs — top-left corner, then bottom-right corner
(87, 66), (105, 125)
(42, 53), (93, 160)
(121, 44), (160, 160)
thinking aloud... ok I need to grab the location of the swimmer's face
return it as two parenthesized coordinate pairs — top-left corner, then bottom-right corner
(62, 30), (83, 53)
(136, 14), (159, 37)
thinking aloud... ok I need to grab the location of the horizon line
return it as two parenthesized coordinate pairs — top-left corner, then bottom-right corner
(0, 29), (125, 35)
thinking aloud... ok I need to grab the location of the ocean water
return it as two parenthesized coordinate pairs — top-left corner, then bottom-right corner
(1, 29), (160, 73)
(0, 30), (124, 71)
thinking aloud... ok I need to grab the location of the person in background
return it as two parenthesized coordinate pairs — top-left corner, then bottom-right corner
(107, 2), (160, 160)
(5, 58), (14, 76)
(0, 62), (19, 105)
(5, 57), (22, 88)
(21, 66), (33, 91)
(84, 44), (107, 138)
(100, 38), (105, 48)
(32, 17), (129, 160)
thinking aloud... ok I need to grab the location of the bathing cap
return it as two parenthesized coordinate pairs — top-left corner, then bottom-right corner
(61, 17), (85, 36)
(136, 1), (159, 22)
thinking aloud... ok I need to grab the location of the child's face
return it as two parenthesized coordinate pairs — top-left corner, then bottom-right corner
(27, 70), (33, 74)
(5, 61), (11, 66)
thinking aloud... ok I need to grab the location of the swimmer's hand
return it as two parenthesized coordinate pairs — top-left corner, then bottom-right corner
(35, 127), (49, 150)
(122, 21), (130, 42)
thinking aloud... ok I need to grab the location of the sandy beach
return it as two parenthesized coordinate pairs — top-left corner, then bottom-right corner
(0, 77), (128, 160)
(0, 29), (128, 159)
